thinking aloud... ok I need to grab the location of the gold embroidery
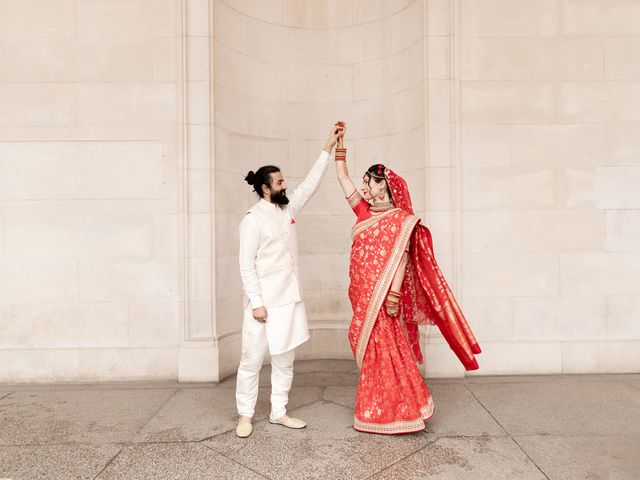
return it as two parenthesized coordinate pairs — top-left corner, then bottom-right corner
(347, 190), (363, 209)
(420, 397), (435, 419)
(355, 214), (420, 369)
(354, 397), (434, 434)
(351, 208), (399, 240)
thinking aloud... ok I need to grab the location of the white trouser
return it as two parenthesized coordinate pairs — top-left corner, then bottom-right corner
(235, 317), (296, 419)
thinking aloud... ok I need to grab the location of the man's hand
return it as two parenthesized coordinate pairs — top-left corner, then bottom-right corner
(252, 306), (268, 323)
(324, 122), (344, 153)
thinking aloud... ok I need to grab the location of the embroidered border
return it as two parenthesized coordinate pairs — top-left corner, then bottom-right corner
(354, 417), (425, 434)
(354, 397), (435, 434)
(351, 208), (398, 240)
(420, 396), (435, 420)
(346, 190), (363, 209)
(355, 214), (420, 369)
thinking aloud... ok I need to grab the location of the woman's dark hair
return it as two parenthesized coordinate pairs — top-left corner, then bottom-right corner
(245, 165), (281, 198)
(366, 164), (386, 183)
(365, 163), (393, 200)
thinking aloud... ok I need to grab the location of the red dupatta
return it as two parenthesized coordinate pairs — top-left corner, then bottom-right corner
(386, 170), (481, 371)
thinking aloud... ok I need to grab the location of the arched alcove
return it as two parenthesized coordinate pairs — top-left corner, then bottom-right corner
(212, 0), (429, 378)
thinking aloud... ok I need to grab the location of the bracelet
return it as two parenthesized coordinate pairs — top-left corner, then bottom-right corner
(385, 295), (400, 305)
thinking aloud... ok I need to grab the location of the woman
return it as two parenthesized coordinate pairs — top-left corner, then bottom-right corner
(334, 123), (481, 434)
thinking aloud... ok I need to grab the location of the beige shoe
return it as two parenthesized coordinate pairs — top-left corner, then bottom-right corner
(235, 422), (253, 438)
(269, 415), (307, 429)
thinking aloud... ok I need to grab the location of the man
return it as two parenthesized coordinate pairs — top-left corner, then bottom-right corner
(235, 124), (343, 438)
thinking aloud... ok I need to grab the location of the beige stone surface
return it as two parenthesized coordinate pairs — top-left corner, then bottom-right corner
(463, 167), (555, 210)
(463, 253), (559, 297)
(606, 210), (640, 252)
(510, 124), (606, 166)
(461, 0), (560, 37)
(561, 0), (640, 36)
(462, 82), (558, 123)
(560, 81), (640, 122)
(461, 124), (510, 167)
(461, 38), (603, 81)
(1, 0), (640, 382)
(0, 0), (77, 38)
(560, 253), (640, 295)
(6, 364), (639, 479)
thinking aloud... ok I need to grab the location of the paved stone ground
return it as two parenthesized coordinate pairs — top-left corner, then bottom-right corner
(1, 360), (639, 479)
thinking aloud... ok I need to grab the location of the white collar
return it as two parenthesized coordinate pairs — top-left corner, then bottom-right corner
(259, 198), (280, 211)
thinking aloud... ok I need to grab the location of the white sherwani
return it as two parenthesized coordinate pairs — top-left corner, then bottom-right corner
(236, 150), (330, 419)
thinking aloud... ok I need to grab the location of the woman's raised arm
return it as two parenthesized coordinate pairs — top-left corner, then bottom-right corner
(335, 122), (357, 198)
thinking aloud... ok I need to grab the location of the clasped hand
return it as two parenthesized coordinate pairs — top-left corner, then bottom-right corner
(252, 307), (268, 323)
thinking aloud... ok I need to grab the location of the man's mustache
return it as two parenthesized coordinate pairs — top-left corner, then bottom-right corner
(272, 189), (289, 205)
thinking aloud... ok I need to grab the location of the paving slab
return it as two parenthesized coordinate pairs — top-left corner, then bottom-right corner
(467, 373), (640, 384)
(467, 381), (640, 436)
(2, 369), (638, 479)
(425, 384), (507, 437)
(217, 365), (359, 389)
(135, 386), (322, 442)
(0, 443), (121, 480)
(204, 401), (436, 480)
(515, 434), (640, 480)
(0, 388), (176, 445)
(323, 384), (506, 438)
(0, 383), (88, 392)
(370, 437), (547, 480)
(292, 370), (359, 386)
(95, 443), (265, 480)
(292, 359), (359, 374)
(323, 385), (357, 408)
(625, 378), (640, 391)
(466, 374), (561, 384)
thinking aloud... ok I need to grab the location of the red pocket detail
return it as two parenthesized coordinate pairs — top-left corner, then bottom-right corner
(291, 218), (296, 224)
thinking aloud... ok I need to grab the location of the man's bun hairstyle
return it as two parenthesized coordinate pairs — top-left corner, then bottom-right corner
(245, 170), (256, 185)
(245, 166), (280, 198)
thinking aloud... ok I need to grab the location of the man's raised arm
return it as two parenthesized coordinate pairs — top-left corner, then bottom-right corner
(288, 124), (343, 217)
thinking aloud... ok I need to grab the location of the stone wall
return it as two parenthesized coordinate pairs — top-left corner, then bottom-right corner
(0, 0), (184, 381)
(0, 0), (638, 382)
(455, 0), (640, 375)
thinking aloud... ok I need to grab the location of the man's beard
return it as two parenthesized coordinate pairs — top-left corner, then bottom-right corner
(271, 189), (289, 206)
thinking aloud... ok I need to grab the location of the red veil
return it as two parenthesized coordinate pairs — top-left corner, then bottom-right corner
(386, 169), (481, 371)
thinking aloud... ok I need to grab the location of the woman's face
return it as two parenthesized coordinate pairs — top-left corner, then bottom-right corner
(361, 174), (385, 202)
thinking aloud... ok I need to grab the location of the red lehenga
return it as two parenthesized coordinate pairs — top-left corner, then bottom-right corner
(346, 170), (481, 435)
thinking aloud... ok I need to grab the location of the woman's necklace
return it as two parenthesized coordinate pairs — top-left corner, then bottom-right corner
(370, 201), (395, 212)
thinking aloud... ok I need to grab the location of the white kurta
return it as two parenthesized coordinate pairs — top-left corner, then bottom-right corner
(238, 150), (330, 355)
